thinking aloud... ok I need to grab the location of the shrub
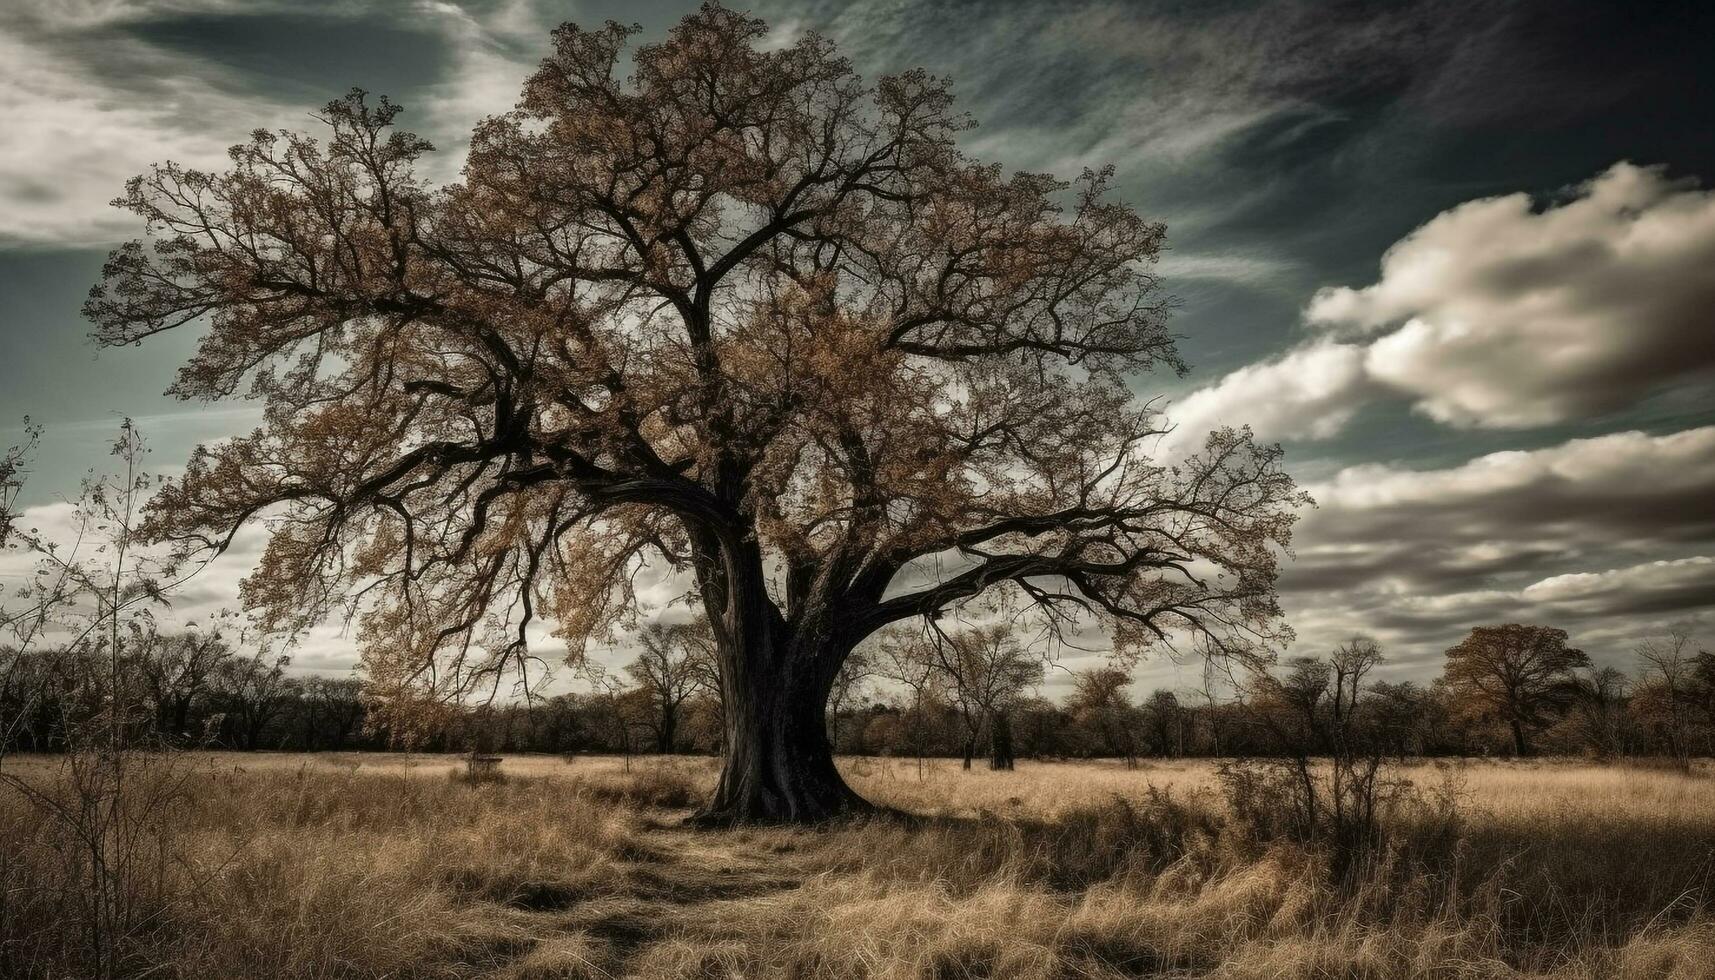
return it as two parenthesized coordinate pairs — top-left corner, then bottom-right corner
(1217, 755), (1438, 882)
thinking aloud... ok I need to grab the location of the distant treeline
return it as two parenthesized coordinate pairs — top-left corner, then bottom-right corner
(4, 625), (1710, 763)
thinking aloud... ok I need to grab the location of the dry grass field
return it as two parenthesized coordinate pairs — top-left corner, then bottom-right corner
(4, 752), (1714, 978)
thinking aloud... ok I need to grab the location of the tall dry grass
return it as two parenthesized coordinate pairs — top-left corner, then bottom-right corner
(1, 753), (1712, 978)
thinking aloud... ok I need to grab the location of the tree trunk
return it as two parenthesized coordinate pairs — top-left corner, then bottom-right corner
(171, 697), (192, 743)
(692, 665), (870, 824)
(659, 708), (677, 754)
(690, 617), (874, 825)
(989, 710), (1015, 771)
(1510, 718), (1528, 757)
(686, 535), (872, 825)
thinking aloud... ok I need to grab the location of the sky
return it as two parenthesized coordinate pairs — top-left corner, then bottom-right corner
(2, 0), (1713, 695)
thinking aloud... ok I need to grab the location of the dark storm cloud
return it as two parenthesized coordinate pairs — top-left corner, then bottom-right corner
(114, 10), (453, 103)
(751, 0), (1476, 221)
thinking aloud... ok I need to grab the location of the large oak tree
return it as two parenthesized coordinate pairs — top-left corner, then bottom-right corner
(86, 4), (1304, 822)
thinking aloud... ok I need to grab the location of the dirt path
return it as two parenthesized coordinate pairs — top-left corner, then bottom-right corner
(480, 812), (811, 978)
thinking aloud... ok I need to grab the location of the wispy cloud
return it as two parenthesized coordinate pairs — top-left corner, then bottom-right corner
(0, 19), (266, 244)
(0, 0), (549, 245)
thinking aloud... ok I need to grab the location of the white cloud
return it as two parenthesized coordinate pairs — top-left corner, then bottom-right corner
(0, 27), (259, 245)
(0, 497), (361, 667)
(1521, 556), (1715, 616)
(1160, 341), (1375, 456)
(1165, 162), (1715, 444)
(0, 0), (546, 245)
(1305, 426), (1715, 520)
(1310, 162), (1715, 427)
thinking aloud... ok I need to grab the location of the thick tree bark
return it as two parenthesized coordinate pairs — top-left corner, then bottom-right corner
(691, 653), (872, 824)
(686, 533), (874, 824)
(1510, 718), (1529, 757)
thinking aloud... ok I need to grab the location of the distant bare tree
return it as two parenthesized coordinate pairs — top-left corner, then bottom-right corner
(876, 628), (941, 779)
(131, 623), (232, 743)
(1196, 657), (1234, 757)
(1277, 656), (1333, 750)
(826, 647), (874, 754)
(1572, 665), (1631, 758)
(1364, 680), (1431, 760)
(1693, 648), (1715, 755)
(578, 661), (639, 771)
(1329, 635), (1383, 731)
(922, 621), (1044, 770)
(214, 652), (292, 749)
(627, 621), (716, 753)
(311, 676), (368, 751)
(1635, 631), (1695, 767)
(1142, 689), (1185, 758)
